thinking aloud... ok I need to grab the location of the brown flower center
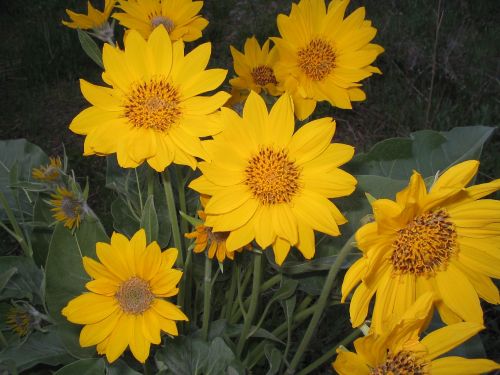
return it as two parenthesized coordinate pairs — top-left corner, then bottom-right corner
(61, 196), (83, 219)
(245, 146), (301, 205)
(297, 38), (336, 81)
(150, 15), (175, 32)
(391, 209), (457, 276)
(115, 277), (155, 314)
(251, 65), (278, 86)
(371, 350), (428, 374)
(124, 78), (181, 132)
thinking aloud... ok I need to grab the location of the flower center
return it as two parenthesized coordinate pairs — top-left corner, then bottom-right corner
(371, 350), (428, 374)
(61, 196), (83, 219)
(208, 228), (229, 243)
(391, 209), (457, 276)
(6, 307), (32, 337)
(245, 146), (301, 205)
(124, 78), (181, 132)
(150, 15), (175, 32)
(115, 277), (155, 314)
(297, 38), (336, 81)
(251, 65), (278, 86)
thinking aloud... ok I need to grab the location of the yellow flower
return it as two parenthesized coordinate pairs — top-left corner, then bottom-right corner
(6, 306), (32, 337)
(189, 92), (357, 265)
(113, 0), (208, 41)
(62, 229), (188, 363)
(62, 0), (116, 30)
(229, 37), (281, 99)
(342, 160), (500, 333)
(333, 293), (500, 375)
(185, 196), (247, 262)
(69, 26), (229, 171)
(32, 156), (63, 182)
(272, 0), (383, 119)
(50, 187), (87, 229)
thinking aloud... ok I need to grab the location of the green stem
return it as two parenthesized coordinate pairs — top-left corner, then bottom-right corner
(296, 329), (362, 375)
(230, 263), (253, 321)
(231, 273), (282, 323)
(245, 304), (316, 369)
(177, 246), (192, 317)
(135, 168), (143, 213)
(161, 170), (183, 267)
(202, 254), (212, 341)
(223, 265), (238, 321)
(288, 235), (356, 373)
(0, 191), (31, 257)
(236, 253), (263, 358)
(174, 165), (188, 247)
(146, 168), (154, 197)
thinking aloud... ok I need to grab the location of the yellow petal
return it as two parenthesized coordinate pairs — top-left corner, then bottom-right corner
(431, 356), (500, 375)
(62, 293), (119, 325)
(204, 185), (251, 215)
(422, 322), (484, 361)
(79, 309), (122, 347)
(105, 313), (133, 363)
(333, 350), (371, 375)
(431, 160), (479, 192)
(129, 315), (151, 363)
(273, 237), (291, 265)
(288, 118), (335, 165)
(152, 299), (188, 321)
(296, 222), (315, 259)
(226, 218), (255, 251)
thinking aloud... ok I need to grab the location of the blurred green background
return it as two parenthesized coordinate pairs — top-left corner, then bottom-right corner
(0, 0), (499, 364)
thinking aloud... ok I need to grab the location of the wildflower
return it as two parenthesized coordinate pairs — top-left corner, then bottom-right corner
(62, 0), (115, 42)
(69, 26), (229, 171)
(190, 92), (356, 265)
(50, 187), (88, 229)
(333, 294), (500, 375)
(273, 0), (383, 119)
(32, 156), (63, 183)
(62, 229), (187, 363)
(342, 160), (500, 333)
(113, 0), (208, 41)
(6, 306), (33, 337)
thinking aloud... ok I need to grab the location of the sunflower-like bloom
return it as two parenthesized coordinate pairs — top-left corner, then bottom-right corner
(69, 26), (229, 171)
(62, 0), (115, 30)
(6, 306), (32, 337)
(272, 0), (383, 119)
(189, 92), (357, 265)
(62, 229), (188, 363)
(342, 160), (500, 333)
(185, 196), (247, 262)
(113, 0), (208, 41)
(32, 156), (63, 182)
(229, 37), (281, 100)
(50, 187), (88, 229)
(333, 293), (500, 375)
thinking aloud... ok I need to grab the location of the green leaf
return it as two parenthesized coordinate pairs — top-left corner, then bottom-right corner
(45, 218), (108, 358)
(157, 336), (209, 375)
(77, 29), (103, 68)
(140, 195), (159, 243)
(0, 139), (48, 221)
(111, 197), (140, 238)
(264, 344), (282, 375)
(0, 256), (43, 304)
(54, 358), (105, 375)
(0, 267), (17, 294)
(205, 337), (236, 375)
(348, 126), (495, 179)
(0, 326), (73, 372)
(107, 360), (142, 375)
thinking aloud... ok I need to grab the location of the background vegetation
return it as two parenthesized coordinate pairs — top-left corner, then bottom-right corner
(1, 0), (499, 370)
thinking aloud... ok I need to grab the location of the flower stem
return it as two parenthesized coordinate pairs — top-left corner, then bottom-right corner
(296, 329), (362, 375)
(135, 168), (143, 213)
(287, 235), (356, 373)
(0, 191), (31, 257)
(223, 264), (238, 321)
(202, 253), (212, 341)
(236, 252), (263, 358)
(161, 170), (183, 267)
(174, 165), (188, 248)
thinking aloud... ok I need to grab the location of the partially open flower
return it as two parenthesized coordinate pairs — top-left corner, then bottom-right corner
(32, 156), (63, 183)
(49, 186), (89, 229)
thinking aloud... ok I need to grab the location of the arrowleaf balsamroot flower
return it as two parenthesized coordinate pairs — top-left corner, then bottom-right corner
(113, 0), (208, 41)
(62, 0), (116, 30)
(189, 91), (357, 265)
(185, 196), (247, 262)
(69, 26), (229, 171)
(62, 229), (188, 363)
(333, 293), (500, 375)
(342, 160), (500, 333)
(230, 37), (281, 99)
(32, 156), (63, 183)
(273, 0), (383, 119)
(50, 186), (88, 229)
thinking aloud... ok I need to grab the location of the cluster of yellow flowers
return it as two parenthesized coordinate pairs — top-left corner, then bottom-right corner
(61, 0), (500, 372)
